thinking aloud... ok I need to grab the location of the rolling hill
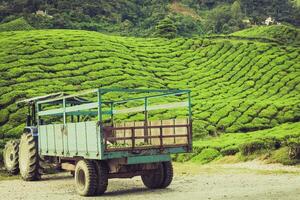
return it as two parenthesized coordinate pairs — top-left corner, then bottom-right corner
(0, 27), (299, 143)
(231, 25), (300, 46)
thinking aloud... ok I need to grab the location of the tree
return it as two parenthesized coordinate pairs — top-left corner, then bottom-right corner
(205, 5), (232, 33)
(154, 16), (177, 38)
(231, 1), (242, 19)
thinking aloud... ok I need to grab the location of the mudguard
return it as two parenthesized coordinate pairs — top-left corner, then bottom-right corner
(23, 126), (38, 137)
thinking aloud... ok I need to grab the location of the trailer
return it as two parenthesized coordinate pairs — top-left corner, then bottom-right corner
(4, 88), (192, 196)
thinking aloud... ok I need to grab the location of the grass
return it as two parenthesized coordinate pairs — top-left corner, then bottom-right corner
(0, 26), (299, 163)
(267, 147), (300, 165)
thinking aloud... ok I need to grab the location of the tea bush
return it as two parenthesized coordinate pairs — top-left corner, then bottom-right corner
(190, 148), (221, 164)
(0, 27), (299, 154)
(188, 122), (300, 163)
(0, 18), (33, 32)
(231, 25), (300, 46)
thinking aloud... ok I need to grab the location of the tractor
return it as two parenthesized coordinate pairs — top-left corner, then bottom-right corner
(3, 88), (192, 196)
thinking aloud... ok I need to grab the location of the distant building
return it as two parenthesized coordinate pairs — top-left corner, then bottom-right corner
(264, 17), (275, 25)
(35, 10), (53, 18)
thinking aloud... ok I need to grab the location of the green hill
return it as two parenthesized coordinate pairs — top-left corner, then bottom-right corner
(0, 29), (299, 141)
(0, 18), (33, 32)
(231, 25), (300, 46)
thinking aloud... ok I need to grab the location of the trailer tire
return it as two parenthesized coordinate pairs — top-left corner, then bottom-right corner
(141, 163), (164, 189)
(160, 161), (173, 188)
(75, 160), (97, 196)
(93, 161), (108, 195)
(19, 133), (41, 181)
(3, 139), (19, 175)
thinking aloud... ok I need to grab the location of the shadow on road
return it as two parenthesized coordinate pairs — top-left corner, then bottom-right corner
(104, 187), (173, 197)
(41, 173), (73, 181)
(104, 187), (148, 196)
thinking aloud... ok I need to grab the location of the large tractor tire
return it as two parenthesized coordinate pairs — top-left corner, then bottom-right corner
(93, 161), (108, 195)
(75, 160), (97, 196)
(19, 133), (42, 181)
(141, 161), (173, 189)
(3, 139), (19, 175)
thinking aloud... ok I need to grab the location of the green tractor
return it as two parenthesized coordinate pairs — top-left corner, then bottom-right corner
(3, 88), (192, 196)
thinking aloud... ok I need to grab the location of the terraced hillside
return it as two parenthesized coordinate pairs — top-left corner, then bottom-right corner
(231, 25), (300, 46)
(0, 29), (299, 143)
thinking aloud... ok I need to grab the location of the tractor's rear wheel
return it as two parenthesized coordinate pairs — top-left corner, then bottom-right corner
(75, 160), (97, 196)
(93, 161), (108, 195)
(19, 133), (41, 181)
(3, 139), (19, 175)
(141, 161), (173, 189)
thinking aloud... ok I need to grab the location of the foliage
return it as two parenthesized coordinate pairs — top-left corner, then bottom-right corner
(154, 16), (177, 38)
(286, 137), (300, 159)
(268, 147), (300, 165)
(189, 122), (300, 163)
(190, 148), (221, 163)
(204, 2), (245, 34)
(240, 0), (300, 26)
(0, 1), (299, 36)
(0, 17), (33, 32)
(0, 149), (2, 162)
(0, 28), (299, 141)
(220, 146), (239, 156)
(231, 25), (300, 46)
(239, 140), (266, 156)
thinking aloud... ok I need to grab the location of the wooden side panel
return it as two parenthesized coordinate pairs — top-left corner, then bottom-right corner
(109, 118), (189, 148)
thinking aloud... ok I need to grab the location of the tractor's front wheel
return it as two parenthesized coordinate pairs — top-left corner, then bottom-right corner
(19, 133), (42, 181)
(3, 139), (19, 175)
(141, 161), (173, 189)
(75, 160), (97, 196)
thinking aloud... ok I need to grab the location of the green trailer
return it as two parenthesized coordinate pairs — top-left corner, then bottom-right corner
(5, 88), (192, 196)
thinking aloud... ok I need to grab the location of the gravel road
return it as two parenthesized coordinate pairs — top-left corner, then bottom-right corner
(0, 162), (299, 200)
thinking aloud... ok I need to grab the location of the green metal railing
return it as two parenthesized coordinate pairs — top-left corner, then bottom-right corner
(36, 88), (192, 125)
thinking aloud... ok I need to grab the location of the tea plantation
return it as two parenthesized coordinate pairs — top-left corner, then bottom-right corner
(0, 27), (299, 163)
(176, 122), (300, 164)
(231, 25), (300, 46)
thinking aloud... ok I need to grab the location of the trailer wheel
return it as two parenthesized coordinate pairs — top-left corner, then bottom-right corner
(141, 163), (164, 189)
(160, 161), (173, 188)
(75, 160), (97, 196)
(142, 161), (174, 189)
(93, 161), (108, 195)
(19, 133), (41, 181)
(3, 139), (19, 175)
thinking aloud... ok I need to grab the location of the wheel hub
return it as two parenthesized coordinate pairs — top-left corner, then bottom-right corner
(77, 169), (86, 190)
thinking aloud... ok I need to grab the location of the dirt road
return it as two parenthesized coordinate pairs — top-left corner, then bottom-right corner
(0, 162), (300, 200)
